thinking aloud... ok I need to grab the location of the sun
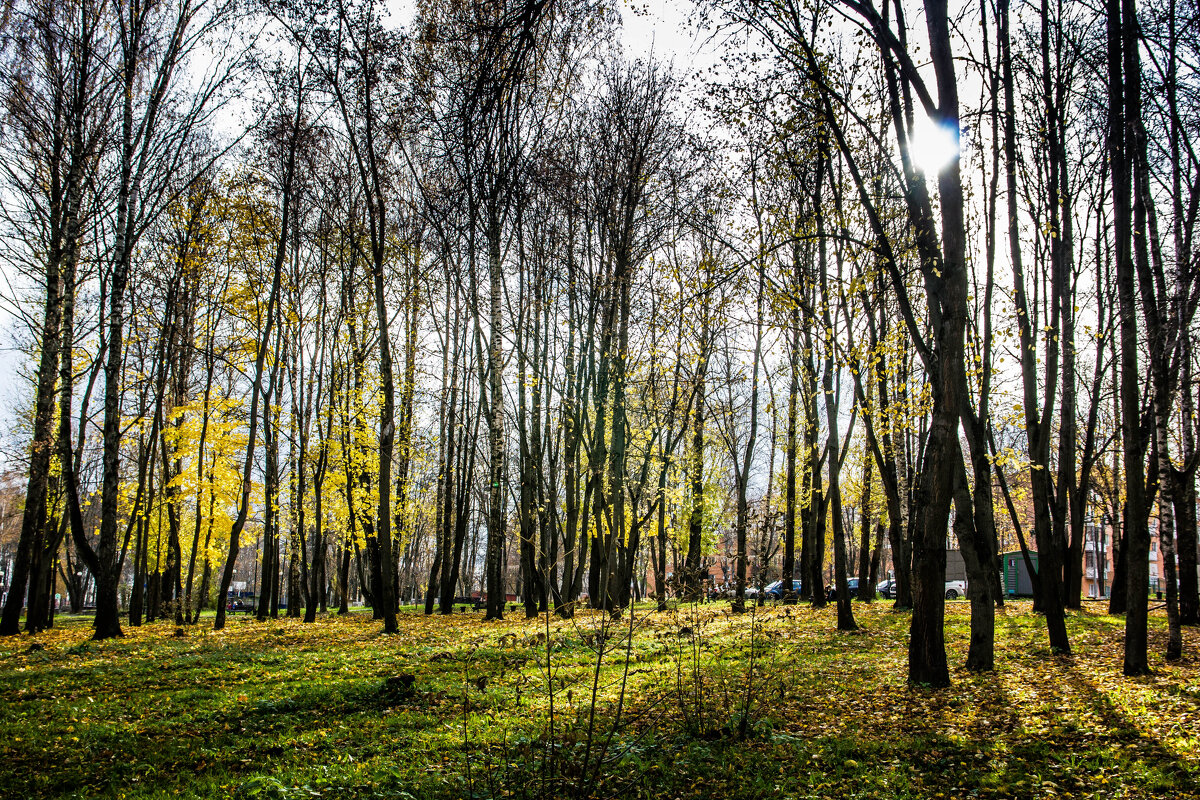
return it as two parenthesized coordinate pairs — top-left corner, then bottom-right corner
(909, 113), (960, 175)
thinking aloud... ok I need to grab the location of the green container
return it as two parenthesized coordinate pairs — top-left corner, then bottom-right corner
(1001, 550), (1038, 597)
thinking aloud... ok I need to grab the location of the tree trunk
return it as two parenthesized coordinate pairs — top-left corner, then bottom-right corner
(0, 236), (61, 636)
(484, 210), (506, 621)
(855, 447), (875, 602)
(1175, 468), (1198, 626)
(1107, 0), (1151, 674)
(783, 314), (800, 604)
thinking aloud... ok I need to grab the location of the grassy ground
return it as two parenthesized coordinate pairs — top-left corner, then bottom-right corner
(1, 600), (1198, 799)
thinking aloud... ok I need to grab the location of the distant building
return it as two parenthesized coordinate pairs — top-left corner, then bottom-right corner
(1081, 515), (1192, 599)
(1082, 522), (1110, 599)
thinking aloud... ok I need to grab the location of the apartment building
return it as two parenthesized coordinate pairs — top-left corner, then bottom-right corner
(1082, 517), (1192, 599)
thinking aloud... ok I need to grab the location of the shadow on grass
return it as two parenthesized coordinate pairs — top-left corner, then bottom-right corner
(1062, 663), (1200, 793)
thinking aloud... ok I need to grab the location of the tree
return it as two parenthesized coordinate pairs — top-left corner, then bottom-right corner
(0, 0), (113, 636)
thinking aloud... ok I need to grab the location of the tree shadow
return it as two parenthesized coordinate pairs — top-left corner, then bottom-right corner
(1061, 663), (1200, 790)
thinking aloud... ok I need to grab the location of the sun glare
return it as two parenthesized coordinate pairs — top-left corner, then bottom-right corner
(909, 114), (960, 175)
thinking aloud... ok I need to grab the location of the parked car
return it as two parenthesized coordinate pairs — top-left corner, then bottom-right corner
(877, 579), (968, 600)
(944, 580), (967, 599)
(762, 579), (804, 599)
(825, 578), (861, 601)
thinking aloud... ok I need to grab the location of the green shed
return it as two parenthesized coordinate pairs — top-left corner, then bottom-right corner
(1002, 550), (1038, 597)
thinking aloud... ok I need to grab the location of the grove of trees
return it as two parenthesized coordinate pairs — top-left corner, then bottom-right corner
(1, 0), (1197, 687)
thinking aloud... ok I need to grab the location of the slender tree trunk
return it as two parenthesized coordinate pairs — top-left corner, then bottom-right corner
(1108, 0), (1151, 674)
(684, 361), (706, 601)
(0, 241), (61, 636)
(783, 314), (800, 604)
(484, 209), (506, 621)
(856, 446), (875, 602)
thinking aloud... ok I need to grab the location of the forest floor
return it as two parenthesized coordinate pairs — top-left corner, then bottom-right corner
(1, 600), (1198, 800)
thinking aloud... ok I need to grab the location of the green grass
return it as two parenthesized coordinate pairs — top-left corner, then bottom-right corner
(2, 601), (1198, 799)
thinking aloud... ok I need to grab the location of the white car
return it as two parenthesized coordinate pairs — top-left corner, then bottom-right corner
(877, 579), (967, 599)
(944, 580), (967, 599)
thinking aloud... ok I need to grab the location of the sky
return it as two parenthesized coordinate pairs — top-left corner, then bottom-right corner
(619, 0), (703, 62)
(0, 266), (28, 461)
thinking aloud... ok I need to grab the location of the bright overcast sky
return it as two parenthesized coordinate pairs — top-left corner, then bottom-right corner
(620, 0), (704, 61)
